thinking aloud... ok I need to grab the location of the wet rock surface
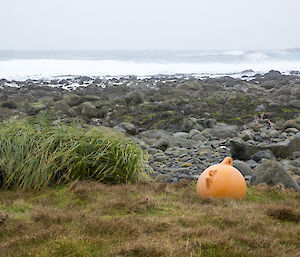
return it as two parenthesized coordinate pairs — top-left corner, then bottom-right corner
(0, 72), (300, 189)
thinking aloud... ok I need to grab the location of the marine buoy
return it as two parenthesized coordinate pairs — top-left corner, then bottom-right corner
(196, 157), (246, 199)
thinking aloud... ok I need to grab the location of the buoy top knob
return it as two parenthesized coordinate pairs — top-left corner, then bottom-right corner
(221, 157), (233, 166)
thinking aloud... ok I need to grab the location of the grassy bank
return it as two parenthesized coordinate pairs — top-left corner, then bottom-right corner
(0, 116), (147, 190)
(0, 181), (299, 257)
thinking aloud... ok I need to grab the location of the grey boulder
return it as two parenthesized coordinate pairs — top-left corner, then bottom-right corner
(114, 122), (138, 135)
(288, 100), (300, 109)
(252, 160), (300, 190)
(251, 150), (276, 162)
(210, 124), (237, 139)
(154, 136), (195, 151)
(283, 116), (300, 130)
(233, 160), (254, 176)
(230, 135), (300, 160)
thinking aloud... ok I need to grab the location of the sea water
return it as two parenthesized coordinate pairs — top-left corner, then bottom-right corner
(0, 49), (300, 80)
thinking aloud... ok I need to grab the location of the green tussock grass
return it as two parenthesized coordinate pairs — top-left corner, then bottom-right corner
(0, 182), (299, 257)
(0, 116), (147, 190)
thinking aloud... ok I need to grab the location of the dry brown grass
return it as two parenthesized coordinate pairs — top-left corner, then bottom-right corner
(0, 182), (299, 257)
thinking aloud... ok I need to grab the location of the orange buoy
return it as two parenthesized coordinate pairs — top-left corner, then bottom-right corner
(196, 157), (247, 199)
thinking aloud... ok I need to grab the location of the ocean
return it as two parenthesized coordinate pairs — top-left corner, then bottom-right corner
(0, 49), (300, 80)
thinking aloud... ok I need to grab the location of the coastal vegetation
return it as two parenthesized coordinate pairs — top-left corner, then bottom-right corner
(0, 115), (147, 190)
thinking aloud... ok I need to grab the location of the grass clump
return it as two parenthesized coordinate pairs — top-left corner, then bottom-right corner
(0, 116), (147, 190)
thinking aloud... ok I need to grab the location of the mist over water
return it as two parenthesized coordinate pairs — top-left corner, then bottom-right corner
(0, 49), (300, 80)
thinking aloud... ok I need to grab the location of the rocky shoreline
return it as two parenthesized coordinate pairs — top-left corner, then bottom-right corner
(0, 70), (300, 190)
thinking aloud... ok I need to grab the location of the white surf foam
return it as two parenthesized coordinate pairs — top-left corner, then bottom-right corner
(0, 58), (299, 80)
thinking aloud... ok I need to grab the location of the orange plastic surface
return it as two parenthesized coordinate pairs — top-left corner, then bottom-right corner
(196, 157), (247, 199)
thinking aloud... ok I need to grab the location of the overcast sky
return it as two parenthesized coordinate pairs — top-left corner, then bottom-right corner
(1, 0), (299, 50)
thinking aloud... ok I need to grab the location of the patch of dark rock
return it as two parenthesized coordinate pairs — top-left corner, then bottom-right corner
(233, 160), (254, 176)
(230, 135), (300, 160)
(251, 150), (276, 162)
(263, 70), (282, 80)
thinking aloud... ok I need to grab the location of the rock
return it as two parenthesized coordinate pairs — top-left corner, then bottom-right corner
(69, 106), (81, 117)
(189, 129), (207, 142)
(77, 76), (92, 83)
(252, 160), (300, 190)
(259, 131), (269, 140)
(230, 135), (300, 160)
(292, 151), (300, 159)
(182, 117), (204, 132)
(1, 99), (18, 109)
(267, 129), (280, 138)
(274, 120), (284, 131)
(233, 160), (254, 176)
(283, 116), (300, 130)
(154, 136), (195, 151)
(165, 147), (190, 157)
(173, 132), (190, 139)
(80, 102), (101, 119)
(251, 150), (276, 162)
(285, 128), (299, 134)
(84, 95), (101, 102)
(197, 118), (217, 128)
(182, 162), (193, 167)
(290, 70), (300, 75)
(246, 159), (260, 169)
(65, 94), (99, 107)
(153, 153), (168, 162)
(115, 122), (138, 135)
(279, 132), (288, 139)
(270, 135), (300, 158)
(280, 160), (300, 176)
(169, 168), (192, 175)
(208, 118), (217, 128)
(138, 130), (170, 139)
(260, 81), (276, 90)
(200, 128), (213, 139)
(39, 96), (54, 107)
(124, 92), (143, 105)
(97, 105), (109, 118)
(154, 138), (171, 151)
(147, 148), (161, 155)
(177, 174), (199, 180)
(54, 100), (72, 115)
(25, 102), (46, 115)
(244, 175), (252, 185)
(65, 94), (83, 106)
(154, 174), (174, 183)
(239, 129), (254, 141)
(242, 69), (254, 74)
(264, 70), (282, 80)
(254, 104), (265, 112)
(288, 100), (300, 109)
(210, 124), (237, 138)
